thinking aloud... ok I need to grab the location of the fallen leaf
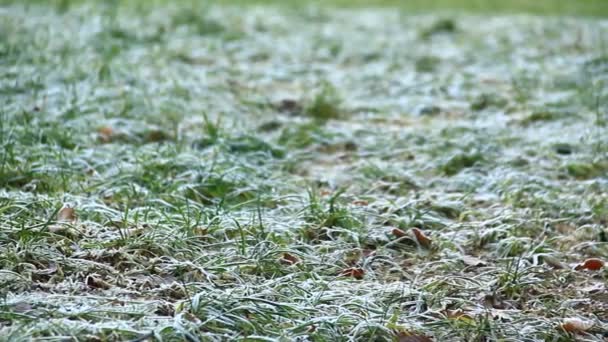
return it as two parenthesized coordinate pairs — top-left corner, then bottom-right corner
(396, 331), (433, 342)
(57, 206), (76, 222)
(280, 253), (299, 265)
(339, 267), (364, 279)
(392, 228), (407, 238)
(462, 255), (486, 267)
(86, 275), (111, 290)
(561, 317), (594, 333)
(352, 200), (368, 206)
(412, 228), (432, 248)
(574, 258), (604, 271)
(98, 126), (114, 143)
(483, 293), (508, 309)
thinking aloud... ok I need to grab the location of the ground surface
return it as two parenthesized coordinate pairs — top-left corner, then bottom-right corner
(1, 1), (608, 341)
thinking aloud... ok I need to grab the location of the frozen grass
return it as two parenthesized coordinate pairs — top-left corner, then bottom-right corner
(1, 1), (608, 341)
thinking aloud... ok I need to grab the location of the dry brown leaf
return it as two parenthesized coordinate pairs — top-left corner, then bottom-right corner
(396, 332), (433, 342)
(280, 253), (299, 265)
(561, 317), (594, 333)
(462, 255), (486, 267)
(574, 258), (605, 271)
(339, 267), (364, 280)
(392, 228), (407, 238)
(57, 206), (76, 222)
(411, 228), (432, 248)
(352, 200), (369, 206)
(86, 275), (111, 290)
(98, 126), (114, 143)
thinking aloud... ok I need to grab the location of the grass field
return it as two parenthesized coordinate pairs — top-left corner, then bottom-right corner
(1, 0), (608, 341)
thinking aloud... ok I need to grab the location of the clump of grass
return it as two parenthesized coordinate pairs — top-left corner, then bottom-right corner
(420, 18), (457, 39)
(299, 188), (362, 242)
(440, 152), (484, 175)
(194, 114), (284, 157)
(470, 93), (508, 111)
(226, 134), (285, 158)
(304, 83), (344, 121)
(184, 174), (257, 205)
(172, 9), (225, 36)
(566, 161), (608, 179)
(520, 110), (571, 125)
(278, 122), (337, 149)
(582, 55), (608, 75)
(415, 55), (441, 73)
(193, 113), (223, 148)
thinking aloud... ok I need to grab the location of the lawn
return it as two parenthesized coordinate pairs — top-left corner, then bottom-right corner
(1, 0), (608, 341)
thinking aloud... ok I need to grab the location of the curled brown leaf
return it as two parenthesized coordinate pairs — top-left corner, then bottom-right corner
(574, 258), (604, 271)
(57, 206), (76, 222)
(280, 253), (299, 265)
(392, 228), (407, 238)
(412, 228), (432, 248)
(339, 267), (364, 279)
(561, 317), (594, 333)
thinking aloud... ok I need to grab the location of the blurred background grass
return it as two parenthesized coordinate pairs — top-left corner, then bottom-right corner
(227, 0), (608, 17)
(3, 0), (608, 16)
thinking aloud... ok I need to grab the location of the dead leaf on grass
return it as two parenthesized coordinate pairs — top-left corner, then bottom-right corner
(98, 126), (114, 143)
(57, 206), (76, 222)
(339, 267), (364, 279)
(392, 228), (407, 238)
(352, 200), (368, 206)
(395, 331), (433, 342)
(574, 258), (604, 271)
(86, 274), (112, 290)
(412, 228), (432, 248)
(561, 317), (594, 333)
(280, 253), (299, 265)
